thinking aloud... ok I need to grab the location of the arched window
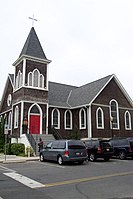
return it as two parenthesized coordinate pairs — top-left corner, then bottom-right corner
(15, 70), (22, 89)
(27, 69), (44, 89)
(28, 72), (33, 86)
(14, 106), (19, 128)
(109, 100), (119, 129)
(15, 75), (18, 89)
(30, 105), (40, 114)
(52, 109), (60, 129)
(96, 108), (104, 129)
(8, 112), (12, 130)
(64, 110), (72, 129)
(79, 108), (86, 129)
(40, 74), (44, 88)
(33, 69), (39, 87)
(125, 111), (131, 130)
(20, 72), (23, 87)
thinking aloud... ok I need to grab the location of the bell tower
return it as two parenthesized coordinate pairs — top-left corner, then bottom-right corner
(12, 27), (51, 137)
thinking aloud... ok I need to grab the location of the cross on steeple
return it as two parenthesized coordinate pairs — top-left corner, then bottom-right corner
(29, 15), (38, 27)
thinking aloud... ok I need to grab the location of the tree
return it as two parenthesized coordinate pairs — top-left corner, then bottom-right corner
(0, 119), (5, 152)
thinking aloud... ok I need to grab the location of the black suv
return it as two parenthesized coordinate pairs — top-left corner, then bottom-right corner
(109, 138), (133, 160)
(83, 139), (113, 162)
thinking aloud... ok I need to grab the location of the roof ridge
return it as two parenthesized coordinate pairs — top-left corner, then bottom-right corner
(78, 74), (113, 89)
(66, 90), (73, 107)
(49, 81), (78, 88)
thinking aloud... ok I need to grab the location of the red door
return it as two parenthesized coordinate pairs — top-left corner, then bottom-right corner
(29, 115), (40, 134)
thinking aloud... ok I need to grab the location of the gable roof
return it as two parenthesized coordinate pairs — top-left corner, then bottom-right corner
(0, 74), (14, 110)
(19, 27), (47, 60)
(68, 75), (113, 107)
(48, 82), (78, 108)
(9, 74), (14, 87)
(48, 74), (133, 108)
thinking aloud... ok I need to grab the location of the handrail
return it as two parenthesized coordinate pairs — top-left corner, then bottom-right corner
(50, 126), (62, 140)
(26, 134), (37, 155)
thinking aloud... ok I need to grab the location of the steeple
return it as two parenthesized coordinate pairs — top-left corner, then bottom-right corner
(19, 27), (47, 60)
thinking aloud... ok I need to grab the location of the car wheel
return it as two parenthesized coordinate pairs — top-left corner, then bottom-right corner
(119, 151), (126, 160)
(58, 156), (63, 165)
(89, 153), (96, 162)
(40, 153), (44, 162)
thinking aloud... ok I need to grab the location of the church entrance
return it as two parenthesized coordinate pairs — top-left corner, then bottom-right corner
(29, 105), (41, 134)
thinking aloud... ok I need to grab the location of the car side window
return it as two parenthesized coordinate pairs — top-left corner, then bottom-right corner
(58, 141), (66, 149)
(53, 141), (59, 149)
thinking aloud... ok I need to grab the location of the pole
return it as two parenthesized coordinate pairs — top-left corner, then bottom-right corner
(5, 134), (7, 161)
(111, 120), (113, 138)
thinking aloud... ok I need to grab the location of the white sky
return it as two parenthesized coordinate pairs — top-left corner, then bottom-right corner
(0, 0), (133, 100)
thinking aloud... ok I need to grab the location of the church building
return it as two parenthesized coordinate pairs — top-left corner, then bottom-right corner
(0, 27), (133, 148)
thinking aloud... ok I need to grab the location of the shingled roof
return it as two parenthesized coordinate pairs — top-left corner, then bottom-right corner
(48, 75), (113, 108)
(48, 82), (78, 108)
(19, 27), (47, 60)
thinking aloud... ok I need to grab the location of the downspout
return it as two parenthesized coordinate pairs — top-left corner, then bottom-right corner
(46, 104), (48, 134)
(20, 101), (24, 136)
(87, 105), (92, 138)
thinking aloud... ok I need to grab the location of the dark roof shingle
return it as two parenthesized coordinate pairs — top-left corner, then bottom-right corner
(19, 27), (47, 60)
(48, 75), (113, 108)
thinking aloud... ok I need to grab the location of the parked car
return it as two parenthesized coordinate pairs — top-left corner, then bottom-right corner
(83, 138), (113, 162)
(39, 140), (87, 165)
(109, 137), (133, 160)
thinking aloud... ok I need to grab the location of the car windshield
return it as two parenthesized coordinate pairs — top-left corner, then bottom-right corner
(46, 142), (52, 148)
(100, 142), (111, 148)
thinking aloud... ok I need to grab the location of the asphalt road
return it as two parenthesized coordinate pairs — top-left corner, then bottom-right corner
(0, 158), (133, 199)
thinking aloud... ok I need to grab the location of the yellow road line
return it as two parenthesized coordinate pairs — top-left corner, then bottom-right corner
(38, 171), (133, 188)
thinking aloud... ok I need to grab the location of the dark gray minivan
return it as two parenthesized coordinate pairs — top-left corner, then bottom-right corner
(39, 140), (87, 165)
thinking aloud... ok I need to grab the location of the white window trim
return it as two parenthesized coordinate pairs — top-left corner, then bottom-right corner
(79, 108), (86, 129)
(8, 112), (12, 130)
(28, 72), (33, 86)
(125, 111), (132, 130)
(51, 109), (60, 129)
(27, 68), (44, 89)
(33, 69), (39, 87)
(109, 99), (119, 130)
(96, 107), (104, 129)
(28, 103), (42, 134)
(39, 74), (44, 88)
(14, 106), (19, 128)
(64, 110), (72, 130)
(15, 70), (23, 89)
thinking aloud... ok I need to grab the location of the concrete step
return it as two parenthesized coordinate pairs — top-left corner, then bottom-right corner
(32, 134), (55, 156)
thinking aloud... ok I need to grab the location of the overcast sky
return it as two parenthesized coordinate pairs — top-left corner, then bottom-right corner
(0, 0), (133, 100)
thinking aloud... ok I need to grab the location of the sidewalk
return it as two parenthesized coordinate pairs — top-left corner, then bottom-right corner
(0, 154), (39, 164)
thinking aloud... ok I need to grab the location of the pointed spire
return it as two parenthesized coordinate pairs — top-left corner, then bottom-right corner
(19, 27), (47, 60)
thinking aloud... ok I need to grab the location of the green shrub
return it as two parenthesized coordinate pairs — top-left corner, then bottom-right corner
(11, 143), (25, 156)
(4, 143), (12, 155)
(0, 148), (4, 153)
(69, 129), (80, 140)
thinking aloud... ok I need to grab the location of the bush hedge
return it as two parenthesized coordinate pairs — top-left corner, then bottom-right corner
(4, 143), (25, 156)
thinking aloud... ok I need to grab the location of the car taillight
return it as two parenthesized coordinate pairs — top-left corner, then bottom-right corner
(97, 147), (102, 153)
(64, 150), (69, 156)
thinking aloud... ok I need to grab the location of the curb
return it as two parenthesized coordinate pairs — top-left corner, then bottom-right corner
(0, 157), (39, 164)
